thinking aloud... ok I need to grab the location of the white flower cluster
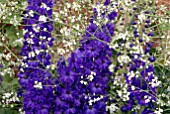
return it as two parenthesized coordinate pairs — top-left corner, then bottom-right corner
(0, 52), (15, 77)
(144, 95), (153, 103)
(142, 33), (151, 42)
(54, 0), (92, 30)
(60, 27), (71, 36)
(56, 40), (75, 57)
(34, 81), (43, 89)
(46, 64), (56, 70)
(154, 108), (163, 114)
(40, 3), (51, 11)
(52, 1), (95, 61)
(53, 1), (93, 55)
(131, 45), (144, 54)
(0, 1), (27, 26)
(113, 75), (122, 85)
(127, 71), (140, 81)
(111, 74), (130, 102)
(156, 93), (170, 108)
(149, 76), (161, 88)
(87, 71), (96, 81)
(160, 35), (170, 68)
(39, 15), (47, 22)
(159, 4), (167, 13)
(0, 67), (14, 77)
(88, 95), (104, 106)
(0, 92), (20, 108)
(13, 37), (23, 46)
(117, 86), (130, 101)
(117, 54), (131, 64)
(108, 63), (115, 72)
(80, 71), (96, 85)
(106, 103), (119, 113)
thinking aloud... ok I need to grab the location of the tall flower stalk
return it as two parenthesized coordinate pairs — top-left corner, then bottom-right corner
(55, 1), (117, 113)
(18, 0), (55, 113)
(104, 0), (160, 113)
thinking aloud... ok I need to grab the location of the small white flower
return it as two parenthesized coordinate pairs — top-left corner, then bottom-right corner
(131, 86), (135, 90)
(138, 13), (146, 22)
(28, 10), (34, 17)
(34, 81), (43, 89)
(106, 103), (118, 113)
(35, 49), (40, 55)
(41, 3), (47, 9)
(39, 15), (47, 22)
(43, 28), (47, 31)
(145, 99), (150, 103)
(154, 108), (163, 114)
(109, 64), (114, 72)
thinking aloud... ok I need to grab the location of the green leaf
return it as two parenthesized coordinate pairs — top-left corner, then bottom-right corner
(5, 25), (18, 45)
(0, 108), (19, 114)
(0, 77), (18, 93)
(159, 23), (170, 31)
(0, 0), (7, 2)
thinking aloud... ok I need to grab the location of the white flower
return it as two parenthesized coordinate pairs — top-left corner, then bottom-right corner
(35, 49), (40, 55)
(154, 108), (163, 114)
(117, 55), (131, 64)
(109, 64), (114, 72)
(41, 3), (47, 8)
(28, 10), (34, 17)
(131, 86), (135, 90)
(138, 13), (146, 22)
(28, 51), (35, 58)
(87, 74), (94, 81)
(106, 103), (118, 113)
(34, 81), (43, 89)
(39, 15), (47, 22)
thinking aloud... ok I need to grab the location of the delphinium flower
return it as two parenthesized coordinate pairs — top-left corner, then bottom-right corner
(18, 0), (55, 113)
(55, 58), (82, 113)
(122, 53), (157, 113)
(105, 0), (162, 113)
(54, 1), (117, 113)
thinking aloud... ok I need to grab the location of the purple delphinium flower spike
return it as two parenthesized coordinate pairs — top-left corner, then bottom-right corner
(55, 1), (116, 113)
(18, 0), (55, 113)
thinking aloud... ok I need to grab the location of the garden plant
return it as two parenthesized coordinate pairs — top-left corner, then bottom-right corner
(0, 0), (170, 114)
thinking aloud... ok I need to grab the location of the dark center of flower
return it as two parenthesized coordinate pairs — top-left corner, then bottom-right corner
(66, 90), (70, 94)
(72, 59), (75, 62)
(102, 59), (105, 63)
(66, 72), (69, 76)
(91, 48), (95, 52)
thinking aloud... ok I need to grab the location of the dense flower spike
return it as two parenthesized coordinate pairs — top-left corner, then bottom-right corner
(104, 0), (159, 113)
(55, 1), (117, 113)
(18, 0), (55, 113)
(55, 25), (114, 113)
(123, 54), (156, 112)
